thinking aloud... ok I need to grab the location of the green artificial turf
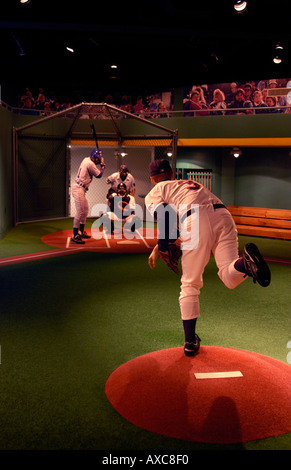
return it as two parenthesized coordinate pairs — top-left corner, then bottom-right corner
(0, 219), (74, 258)
(0, 221), (290, 451)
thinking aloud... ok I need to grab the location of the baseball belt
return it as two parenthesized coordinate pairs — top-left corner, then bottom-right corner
(75, 181), (88, 191)
(213, 204), (227, 210)
(180, 203), (227, 224)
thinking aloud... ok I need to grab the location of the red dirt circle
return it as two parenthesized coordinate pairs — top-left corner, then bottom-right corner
(105, 346), (291, 444)
(41, 227), (157, 253)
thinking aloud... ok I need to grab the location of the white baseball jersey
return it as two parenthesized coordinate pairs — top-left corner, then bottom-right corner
(75, 157), (103, 190)
(145, 179), (246, 321)
(145, 179), (223, 218)
(106, 172), (136, 193)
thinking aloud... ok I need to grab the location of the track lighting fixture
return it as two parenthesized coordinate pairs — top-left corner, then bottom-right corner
(234, 1), (247, 13)
(231, 147), (242, 158)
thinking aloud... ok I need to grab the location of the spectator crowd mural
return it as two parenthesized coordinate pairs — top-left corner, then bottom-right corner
(183, 78), (291, 116)
(12, 77), (291, 118)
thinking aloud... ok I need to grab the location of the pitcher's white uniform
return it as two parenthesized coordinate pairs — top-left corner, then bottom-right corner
(145, 179), (246, 320)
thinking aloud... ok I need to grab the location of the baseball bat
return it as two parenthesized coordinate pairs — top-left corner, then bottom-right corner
(90, 124), (99, 149)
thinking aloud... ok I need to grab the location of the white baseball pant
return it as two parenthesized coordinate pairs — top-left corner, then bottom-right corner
(72, 184), (89, 229)
(179, 205), (246, 320)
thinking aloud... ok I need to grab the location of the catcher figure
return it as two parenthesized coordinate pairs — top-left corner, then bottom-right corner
(103, 182), (142, 235)
(145, 159), (271, 357)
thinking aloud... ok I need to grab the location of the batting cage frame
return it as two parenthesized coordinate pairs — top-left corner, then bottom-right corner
(12, 103), (178, 225)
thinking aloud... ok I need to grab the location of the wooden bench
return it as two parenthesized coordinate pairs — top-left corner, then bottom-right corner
(226, 206), (291, 240)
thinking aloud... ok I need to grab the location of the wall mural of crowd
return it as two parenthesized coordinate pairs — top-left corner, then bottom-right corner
(182, 78), (291, 116)
(13, 77), (291, 118)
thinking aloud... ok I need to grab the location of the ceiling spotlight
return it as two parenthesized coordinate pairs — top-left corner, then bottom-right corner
(166, 147), (173, 157)
(109, 64), (119, 79)
(231, 147), (242, 158)
(20, 0), (31, 3)
(114, 149), (127, 159)
(273, 43), (284, 64)
(66, 46), (74, 53)
(234, 1), (247, 13)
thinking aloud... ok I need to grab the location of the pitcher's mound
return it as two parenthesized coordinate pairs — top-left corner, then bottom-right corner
(105, 346), (291, 444)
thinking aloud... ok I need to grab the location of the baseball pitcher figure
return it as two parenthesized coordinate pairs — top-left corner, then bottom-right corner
(71, 148), (106, 244)
(145, 159), (271, 357)
(106, 164), (136, 199)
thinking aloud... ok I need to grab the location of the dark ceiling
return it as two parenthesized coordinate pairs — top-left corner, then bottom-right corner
(1, 0), (291, 103)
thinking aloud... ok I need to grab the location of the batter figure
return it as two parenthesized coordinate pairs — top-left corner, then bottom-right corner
(145, 159), (271, 357)
(71, 148), (106, 244)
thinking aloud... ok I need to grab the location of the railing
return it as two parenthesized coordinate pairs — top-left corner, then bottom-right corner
(188, 170), (213, 191)
(174, 105), (291, 117)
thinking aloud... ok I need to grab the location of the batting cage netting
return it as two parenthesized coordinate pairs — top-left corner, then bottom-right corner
(13, 103), (178, 224)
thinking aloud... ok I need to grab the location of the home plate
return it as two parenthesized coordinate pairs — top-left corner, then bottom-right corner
(116, 241), (141, 245)
(194, 371), (243, 379)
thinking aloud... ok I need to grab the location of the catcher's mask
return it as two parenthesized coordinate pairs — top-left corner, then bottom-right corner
(90, 148), (103, 164)
(117, 183), (128, 197)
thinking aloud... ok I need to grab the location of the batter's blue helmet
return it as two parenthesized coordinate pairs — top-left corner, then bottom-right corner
(90, 148), (103, 160)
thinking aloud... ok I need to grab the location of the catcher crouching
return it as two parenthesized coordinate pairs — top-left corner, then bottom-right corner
(145, 159), (271, 357)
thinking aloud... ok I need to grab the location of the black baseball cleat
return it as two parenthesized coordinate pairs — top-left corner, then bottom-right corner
(184, 334), (201, 357)
(79, 230), (91, 239)
(71, 234), (85, 244)
(243, 243), (271, 287)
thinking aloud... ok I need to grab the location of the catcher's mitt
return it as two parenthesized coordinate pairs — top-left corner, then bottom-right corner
(159, 243), (182, 274)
